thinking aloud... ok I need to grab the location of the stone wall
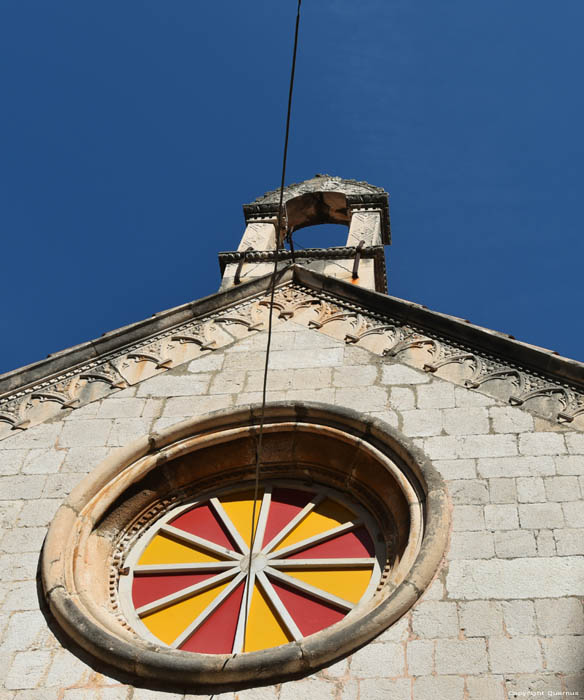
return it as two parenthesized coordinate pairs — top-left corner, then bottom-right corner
(1, 319), (583, 699)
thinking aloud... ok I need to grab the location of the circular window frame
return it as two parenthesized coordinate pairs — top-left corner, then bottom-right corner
(41, 402), (450, 690)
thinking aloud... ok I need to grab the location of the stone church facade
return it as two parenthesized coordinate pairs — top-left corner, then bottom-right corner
(0, 176), (583, 699)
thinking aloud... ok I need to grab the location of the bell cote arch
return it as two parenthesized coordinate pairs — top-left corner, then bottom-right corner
(219, 174), (391, 293)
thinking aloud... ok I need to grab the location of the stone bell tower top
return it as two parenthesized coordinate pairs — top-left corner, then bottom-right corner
(219, 174), (391, 293)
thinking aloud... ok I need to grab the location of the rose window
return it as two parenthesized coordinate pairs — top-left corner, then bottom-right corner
(119, 483), (383, 654)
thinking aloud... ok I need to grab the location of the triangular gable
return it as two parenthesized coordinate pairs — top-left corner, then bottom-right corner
(1, 265), (583, 440)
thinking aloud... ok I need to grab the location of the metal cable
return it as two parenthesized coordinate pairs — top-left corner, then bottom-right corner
(240, 0), (303, 651)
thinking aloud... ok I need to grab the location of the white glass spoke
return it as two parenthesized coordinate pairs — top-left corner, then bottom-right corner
(256, 570), (302, 642)
(265, 566), (354, 612)
(170, 571), (246, 649)
(251, 487), (272, 554)
(232, 571), (255, 654)
(133, 561), (240, 574)
(269, 558), (375, 569)
(136, 567), (238, 617)
(209, 497), (250, 554)
(159, 524), (242, 560)
(266, 520), (362, 560)
(261, 496), (323, 555)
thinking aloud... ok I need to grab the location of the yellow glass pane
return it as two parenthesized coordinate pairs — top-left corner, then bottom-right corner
(220, 490), (261, 549)
(141, 581), (230, 645)
(274, 499), (355, 552)
(244, 583), (290, 652)
(285, 568), (372, 604)
(138, 534), (224, 565)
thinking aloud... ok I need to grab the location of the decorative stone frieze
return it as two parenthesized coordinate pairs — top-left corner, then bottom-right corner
(2, 276), (583, 440)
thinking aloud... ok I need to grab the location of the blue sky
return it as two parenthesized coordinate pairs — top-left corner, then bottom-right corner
(1, 0), (583, 374)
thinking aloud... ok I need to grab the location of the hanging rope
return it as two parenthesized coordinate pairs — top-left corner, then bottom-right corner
(240, 0), (303, 650)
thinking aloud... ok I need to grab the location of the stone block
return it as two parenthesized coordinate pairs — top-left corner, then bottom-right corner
(0, 449), (27, 476)
(555, 528), (584, 555)
(494, 529), (536, 558)
(413, 675), (464, 700)
(447, 557), (584, 599)
(516, 477), (545, 503)
(466, 676), (505, 700)
(544, 475), (581, 501)
(501, 600), (536, 635)
(107, 417), (152, 447)
(452, 505), (485, 531)
(0, 552), (39, 581)
(335, 386), (388, 412)
(320, 658), (348, 678)
(489, 406), (534, 433)
(187, 353), (225, 373)
(489, 478), (517, 503)
(376, 615), (409, 642)
(389, 386), (415, 410)
(59, 420), (112, 448)
(535, 597), (584, 635)
(96, 398), (145, 418)
(459, 435), (517, 459)
(555, 455), (584, 475)
(359, 679), (411, 700)
(562, 501), (584, 527)
(459, 600), (503, 636)
(163, 394), (233, 417)
(433, 459), (476, 480)
(61, 446), (109, 473)
(435, 638), (488, 674)
(0, 527), (46, 554)
(416, 382), (455, 409)
(518, 503), (564, 529)
(485, 504), (519, 530)
(423, 436), (459, 460)
(269, 347), (344, 370)
(478, 456), (556, 479)
(449, 479), (489, 504)
(339, 680), (358, 700)
(489, 637), (542, 673)
(137, 373), (212, 397)
(42, 472), (84, 499)
(20, 449), (65, 475)
(442, 408), (489, 435)
(454, 386), (495, 407)
(0, 474), (46, 500)
(448, 531), (494, 559)
(332, 365), (377, 387)
(280, 678), (336, 700)
(2, 581), (39, 611)
(566, 433), (584, 454)
(565, 673), (584, 694)
(350, 640), (405, 677)
(542, 635), (584, 672)
(401, 409), (443, 437)
(1, 424), (61, 450)
(0, 501), (22, 529)
(4, 650), (52, 689)
(236, 686), (279, 700)
(380, 364), (430, 385)
(411, 601), (459, 638)
(536, 530), (556, 556)
(406, 639), (433, 675)
(44, 648), (92, 687)
(519, 433), (566, 456)
(0, 611), (45, 652)
(369, 409), (399, 427)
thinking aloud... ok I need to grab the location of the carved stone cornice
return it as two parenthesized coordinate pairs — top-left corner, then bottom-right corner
(1, 267), (583, 439)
